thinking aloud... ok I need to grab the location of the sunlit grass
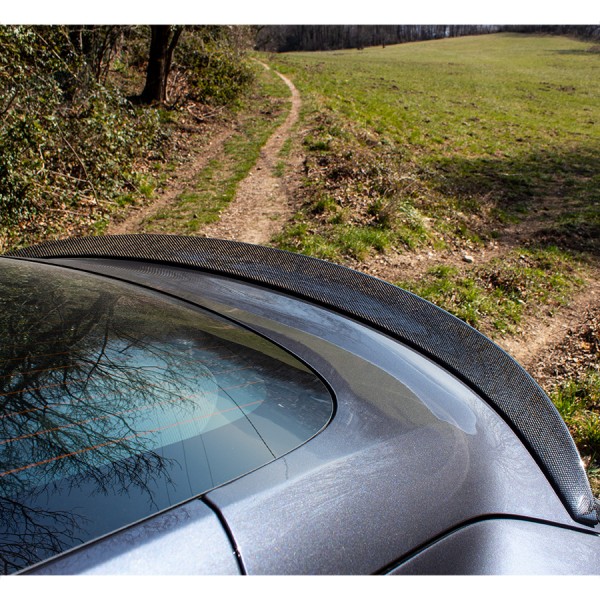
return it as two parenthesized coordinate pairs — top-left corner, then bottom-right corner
(271, 33), (599, 156)
(268, 33), (600, 251)
(144, 64), (290, 233)
(396, 247), (583, 334)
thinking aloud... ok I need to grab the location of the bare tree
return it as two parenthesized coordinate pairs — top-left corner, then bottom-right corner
(67, 25), (125, 84)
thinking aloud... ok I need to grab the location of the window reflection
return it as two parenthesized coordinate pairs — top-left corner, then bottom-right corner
(0, 260), (332, 574)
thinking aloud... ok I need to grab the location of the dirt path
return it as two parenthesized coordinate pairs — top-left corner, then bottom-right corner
(109, 64), (302, 245)
(200, 64), (302, 244)
(500, 273), (600, 369)
(108, 125), (236, 235)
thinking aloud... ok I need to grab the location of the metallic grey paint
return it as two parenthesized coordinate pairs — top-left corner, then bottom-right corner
(390, 518), (600, 575)
(28, 499), (240, 575)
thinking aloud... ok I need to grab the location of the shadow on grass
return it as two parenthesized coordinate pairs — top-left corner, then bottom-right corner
(430, 143), (600, 258)
(551, 48), (600, 56)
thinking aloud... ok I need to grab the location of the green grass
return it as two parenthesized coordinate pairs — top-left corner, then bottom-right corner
(143, 64), (291, 233)
(273, 136), (294, 177)
(272, 33), (599, 155)
(267, 33), (600, 255)
(396, 247), (583, 334)
(278, 136), (293, 159)
(275, 219), (398, 262)
(552, 371), (600, 495)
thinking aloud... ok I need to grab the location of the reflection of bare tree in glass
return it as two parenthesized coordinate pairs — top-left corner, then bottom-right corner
(0, 497), (82, 576)
(0, 261), (215, 573)
(0, 260), (333, 574)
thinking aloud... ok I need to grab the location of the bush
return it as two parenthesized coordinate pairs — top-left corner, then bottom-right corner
(0, 25), (258, 250)
(175, 26), (255, 106)
(0, 26), (160, 248)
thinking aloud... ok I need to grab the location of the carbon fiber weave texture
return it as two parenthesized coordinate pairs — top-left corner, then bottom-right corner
(6, 234), (598, 524)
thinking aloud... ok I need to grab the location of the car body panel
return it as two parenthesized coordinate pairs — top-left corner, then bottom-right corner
(26, 499), (241, 575)
(3, 235), (599, 575)
(389, 518), (600, 575)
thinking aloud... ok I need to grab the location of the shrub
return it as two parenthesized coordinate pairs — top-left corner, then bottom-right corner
(0, 26), (160, 247)
(175, 26), (255, 106)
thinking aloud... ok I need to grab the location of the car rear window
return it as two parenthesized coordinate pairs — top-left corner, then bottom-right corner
(0, 259), (333, 574)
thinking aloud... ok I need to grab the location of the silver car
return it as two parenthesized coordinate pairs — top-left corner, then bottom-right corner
(2, 234), (599, 575)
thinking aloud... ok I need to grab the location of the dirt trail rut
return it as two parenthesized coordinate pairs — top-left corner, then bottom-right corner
(200, 65), (302, 244)
(108, 126), (235, 236)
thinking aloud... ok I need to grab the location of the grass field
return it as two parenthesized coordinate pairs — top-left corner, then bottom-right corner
(268, 33), (599, 324)
(269, 33), (599, 258)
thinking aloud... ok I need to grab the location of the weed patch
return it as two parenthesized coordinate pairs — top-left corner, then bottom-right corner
(275, 107), (432, 259)
(396, 247), (583, 334)
(553, 373), (600, 495)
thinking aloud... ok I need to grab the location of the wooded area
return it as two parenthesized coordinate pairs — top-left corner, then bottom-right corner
(256, 25), (600, 52)
(256, 25), (499, 52)
(0, 25), (255, 251)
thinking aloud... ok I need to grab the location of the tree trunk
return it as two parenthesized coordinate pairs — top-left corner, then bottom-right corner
(140, 25), (182, 104)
